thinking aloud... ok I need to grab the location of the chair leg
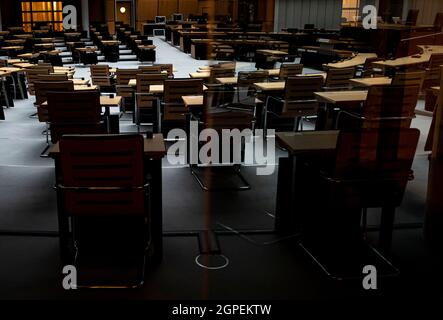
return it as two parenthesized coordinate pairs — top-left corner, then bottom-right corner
(190, 164), (251, 191)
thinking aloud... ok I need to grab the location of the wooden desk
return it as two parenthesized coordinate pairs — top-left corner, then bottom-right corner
(216, 77), (238, 85)
(182, 95), (203, 108)
(276, 131), (339, 155)
(190, 72), (210, 79)
(49, 134), (166, 262)
(74, 85), (98, 91)
(350, 77), (392, 87)
(1, 46), (24, 50)
(274, 131), (339, 233)
(72, 79), (90, 86)
(0, 67), (24, 74)
(101, 40), (121, 45)
(42, 95), (120, 108)
(315, 91), (368, 104)
(256, 49), (288, 56)
(267, 69), (281, 77)
(324, 53), (378, 69)
(12, 62), (36, 68)
(6, 59), (23, 65)
(255, 81), (285, 91)
(372, 46), (443, 70)
(17, 53), (40, 60)
(76, 47), (97, 52)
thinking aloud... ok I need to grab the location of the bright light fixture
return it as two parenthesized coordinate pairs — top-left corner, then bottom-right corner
(120, 6), (126, 14)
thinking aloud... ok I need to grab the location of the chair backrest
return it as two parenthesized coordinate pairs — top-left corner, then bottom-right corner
(116, 68), (139, 85)
(324, 67), (355, 89)
(164, 79), (204, 121)
(34, 80), (74, 106)
(136, 73), (168, 109)
(333, 128), (420, 206)
(279, 64), (304, 79)
(406, 9), (419, 26)
(362, 84), (420, 128)
(202, 89), (254, 132)
(237, 71), (268, 89)
(37, 74), (69, 82)
(425, 53), (443, 83)
(59, 134), (146, 216)
(210, 67), (236, 82)
(138, 65), (162, 74)
(47, 91), (104, 143)
(26, 67), (52, 94)
(136, 73), (168, 93)
(36, 63), (54, 73)
(392, 71), (425, 91)
(155, 64), (174, 77)
(90, 64), (110, 77)
(283, 75), (324, 117)
(92, 76), (112, 87)
(434, 12), (443, 29)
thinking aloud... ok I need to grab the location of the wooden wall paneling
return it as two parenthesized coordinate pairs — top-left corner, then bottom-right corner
(136, 0), (158, 31)
(179, 0), (199, 18)
(105, 0), (115, 33)
(89, 0), (106, 23)
(410, 0), (443, 25)
(275, 0), (342, 31)
(158, 0), (178, 18)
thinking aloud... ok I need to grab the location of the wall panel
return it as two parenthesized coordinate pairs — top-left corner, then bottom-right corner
(274, 0), (342, 31)
(409, 0), (443, 25)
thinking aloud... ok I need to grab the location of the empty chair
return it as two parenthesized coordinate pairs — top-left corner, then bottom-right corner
(155, 64), (174, 78)
(296, 128), (420, 279)
(46, 91), (107, 144)
(34, 81), (74, 122)
(405, 9), (419, 26)
(210, 67), (236, 83)
(26, 67), (52, 95)
(36, 74), (69, 82)
(278, 64), (304, 79)
(56, 134), (149, 288)
(190, 88), (255, 191)
(138, 65), (162, 74)
(265, 76), (324, 132)
(424, 53), (443, 89)
(336, 85), (420, 130)
(162, 79), (204, 129)
(91, 65), (115, 92)
(357, 57), (384, 78)
(392, 71), (425, 92)
(434, 12), (443, 29)
(237, 71), (268, 90)
(135, 73), (168, 129)
(91, 65), (112, 78)
(324, 67), (355, 90)
(424, 54), (443, 111)
(116, 69), (139, 112)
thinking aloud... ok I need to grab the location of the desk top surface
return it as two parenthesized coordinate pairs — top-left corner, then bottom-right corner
(49, 134), (166, 159)
(350, 77), (392, 87)
(42, 95), (121, 107)
(276, 131), (339, 155)
(324, 53), (377, 69)
(182, 95), (203, 107)
(315, 91), (368, 104)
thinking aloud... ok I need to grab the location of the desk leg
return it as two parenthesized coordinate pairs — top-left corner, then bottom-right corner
(275, 156), (297, 234)
(54, 158), (71, 263)
(379, 206), (396, 253)
(149, 158), (163, 263)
